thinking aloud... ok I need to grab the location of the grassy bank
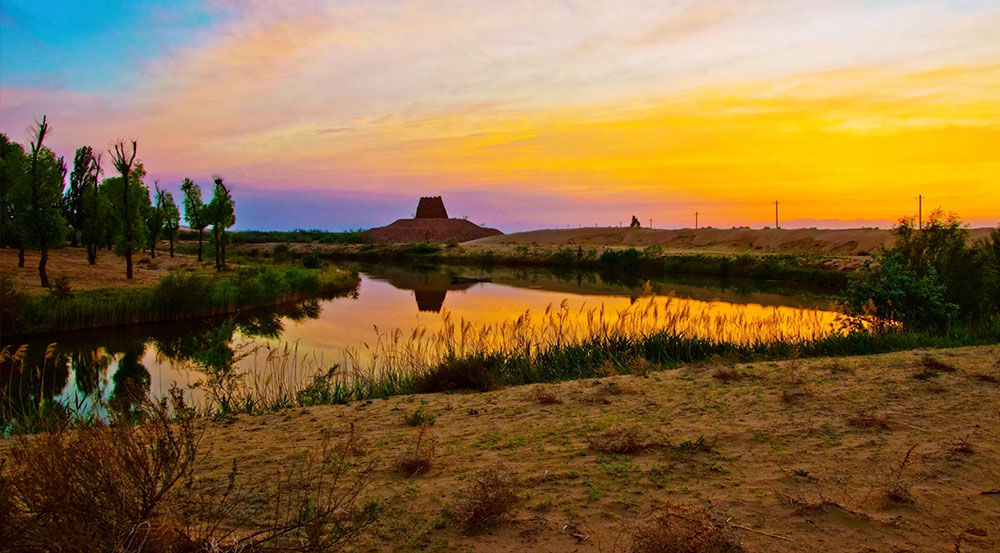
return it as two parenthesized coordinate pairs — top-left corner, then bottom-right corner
(1, 265), (359, 336)
(247, 242), (849, 288)
(289, 321), (998, 407)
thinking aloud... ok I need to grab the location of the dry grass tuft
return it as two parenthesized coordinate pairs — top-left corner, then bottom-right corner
(625, 501), (745, 553)
(848, 409), (891, 430)
(712, 366), (743, 382)
(532, 385), (563, 405)
(397, 425), (436, 476)
(780, 370), (812, 404)
(587, 423), (647, 454)
(970, 372), (999, 384)
(920, 354), (957, 373)
(454, 465), (519, 533)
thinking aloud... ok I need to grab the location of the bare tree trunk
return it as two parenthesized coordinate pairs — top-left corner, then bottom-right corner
(197, 229), (203, 262)
(126, 252), (133, 279)
(169, 238), (174, 257)
(38, 243), (49, 288)
(214, 227), (222, 271)
(17, 245), (24, 267)
(87, 244), (97, 265)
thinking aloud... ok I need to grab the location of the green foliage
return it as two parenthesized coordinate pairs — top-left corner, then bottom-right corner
(62, 146), (95, 245)
(158, 188), (181, 254)
(145, 184), (166, 256)
(837, 251), (954, 329)
(219, 228), (372, 244)
(2, 266), (359, 336)
(0, 134), (27, 248)
(10, 136), (67, 251)
(205, 177), (236, 270)
(101, 165), (150, 259)
(403, 408), (436, 427)
(838, 212), (999, 329)
(302, 250), (326, 269)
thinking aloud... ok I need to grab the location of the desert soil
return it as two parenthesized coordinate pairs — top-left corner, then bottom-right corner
(1, 247), (216, 294)
(466, 227), (997, 256)
(193, 345), (1000, 552)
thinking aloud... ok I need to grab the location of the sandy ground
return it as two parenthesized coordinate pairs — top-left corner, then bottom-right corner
(1, 246), (215, 294)
(467, 227), (997, 256)
(191, 345), (1000, 552)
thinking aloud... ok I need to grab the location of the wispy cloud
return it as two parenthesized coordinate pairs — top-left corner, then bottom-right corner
(1, 0), (998, 229)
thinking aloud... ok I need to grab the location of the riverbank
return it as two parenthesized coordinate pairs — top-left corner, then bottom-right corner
(229, 241), (851, 288)
(14, 344), (992, 552)
(1, 264), (360, 336)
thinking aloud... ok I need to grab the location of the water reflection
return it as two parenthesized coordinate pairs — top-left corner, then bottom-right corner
(2, 265), (842, 420)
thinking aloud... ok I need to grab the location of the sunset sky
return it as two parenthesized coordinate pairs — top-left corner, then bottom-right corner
(1, 0), (998, 231)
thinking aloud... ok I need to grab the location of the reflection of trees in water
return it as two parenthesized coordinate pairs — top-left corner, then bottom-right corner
(109, 348), (150, 416)
(0, 299), (325, 414)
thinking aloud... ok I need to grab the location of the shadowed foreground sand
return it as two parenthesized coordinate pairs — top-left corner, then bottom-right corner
(193, 345), (1000, 552)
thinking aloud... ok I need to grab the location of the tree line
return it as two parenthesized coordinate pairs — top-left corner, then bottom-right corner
(0, 116), (236, 287)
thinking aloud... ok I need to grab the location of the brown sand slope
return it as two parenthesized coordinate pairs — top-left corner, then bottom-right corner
(365, 218), (502, 243)
(187, 345), (999, 552)
(468, 227), (996, 256)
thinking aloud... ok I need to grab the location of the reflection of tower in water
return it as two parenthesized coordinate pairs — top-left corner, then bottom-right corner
(414, 289), (448, 312)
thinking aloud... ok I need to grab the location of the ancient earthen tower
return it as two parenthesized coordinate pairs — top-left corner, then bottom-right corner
(415, 196), (448, 219)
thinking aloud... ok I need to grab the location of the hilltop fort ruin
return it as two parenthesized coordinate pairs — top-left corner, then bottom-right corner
(363, 196), (502, 243)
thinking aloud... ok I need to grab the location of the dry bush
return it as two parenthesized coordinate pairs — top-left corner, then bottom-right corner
(779, 370), (812, 404)
(625, 501), (745, 553)
(627, 357), (657, 376)
(881, 444), (919, 504)
(711, 367), (742, 382)
(397, 425), (435, 476)
(532, 385), (562, 405)
(1, 389), (379, 553)
(587, 423), (647, 454)
(582, 380), (627, 404)
(454, 465), (519, 533)
(848, 409), (891, 430)
(949, 435), (975, 456)
(919, 354), (957, 373)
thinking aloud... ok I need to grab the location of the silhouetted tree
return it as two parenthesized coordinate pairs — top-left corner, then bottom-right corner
(104, 159), (150, 279)
(205, 176), (235, 271)
(0, 134), (28, 263)
(180, 178), (207, 261)
(109, 140), (139, 279)
(630, 215), (641, 228)
(11, 116), (68, 287)
(80, 153), (104, 264)
(145, 181), (165, 258)
(159, 186), (181, 257)
(63, 146), (95, 247)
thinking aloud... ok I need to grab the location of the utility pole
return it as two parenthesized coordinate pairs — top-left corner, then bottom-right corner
(774, 201), (780, 229)
(649, 218), (652, 229)
(695, 211), (699, 229)
(916, 194), (923, 230)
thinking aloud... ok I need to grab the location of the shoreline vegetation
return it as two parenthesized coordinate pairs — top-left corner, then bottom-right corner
(229, 240), (852, 287)
(1, 265), (359, 337)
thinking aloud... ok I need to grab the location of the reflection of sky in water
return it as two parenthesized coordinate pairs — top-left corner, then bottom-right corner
(5, 272), (842, 409)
